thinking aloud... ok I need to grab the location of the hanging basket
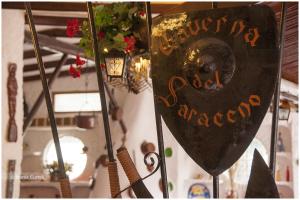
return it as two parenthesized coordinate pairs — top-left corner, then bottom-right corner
(75, 114), (95, 129)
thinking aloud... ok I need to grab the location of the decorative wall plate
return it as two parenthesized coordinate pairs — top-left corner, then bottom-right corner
(187, 183), (210, 199)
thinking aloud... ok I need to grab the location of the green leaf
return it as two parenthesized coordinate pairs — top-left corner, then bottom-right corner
(128, 7), (138, 20)
(76, 3), (143, 57)
(113, 3), (129, 16)
(113, 33), (124, 42)
(93, 5), (104, 13)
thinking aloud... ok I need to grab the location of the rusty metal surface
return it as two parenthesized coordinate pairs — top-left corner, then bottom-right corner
(151, 5), (279, 176)
(245, 149), (279, 198)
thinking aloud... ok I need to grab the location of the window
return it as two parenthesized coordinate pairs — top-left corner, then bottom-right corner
(53, 92), (101, 113)
(43, 136), (87, 180)
(234, 138), (268, 184)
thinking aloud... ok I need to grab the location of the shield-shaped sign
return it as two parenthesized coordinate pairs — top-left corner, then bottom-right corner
(151, 5), (279, 176)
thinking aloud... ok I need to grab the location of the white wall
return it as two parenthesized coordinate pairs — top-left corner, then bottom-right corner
(22, 71), (129, 182)
(290, 112), (298, 198)
(22, 123), (104, 181)
(89, 89), (183, 198)
(23, 72), (128, 118)
(2, 9), (25, 198)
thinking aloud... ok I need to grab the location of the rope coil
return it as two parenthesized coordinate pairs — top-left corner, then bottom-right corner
(59, 178), (72, 198)
(117, 147), (141, 184)
(113, 147), (161, 198)
(108, 160), (122, 198)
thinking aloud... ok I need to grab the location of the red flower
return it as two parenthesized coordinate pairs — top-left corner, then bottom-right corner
(66, 19), (79, 37)
(124, 36), (136, 53)
(139, 11), (145, 17)
(98, 31), (105, 40)
(69, 65), (81, 78)
(76, 54), (86, 66)
(100, 63), (106, 69)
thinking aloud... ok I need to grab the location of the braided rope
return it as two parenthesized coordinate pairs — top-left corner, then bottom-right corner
(117, 147), (141, 184)
(59, 178), (72, 198)
(108, 161), (121, 198)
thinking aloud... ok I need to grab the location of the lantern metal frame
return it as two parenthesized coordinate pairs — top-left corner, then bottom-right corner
(278, 100), (291, 121)
(104, 49), (127, 79)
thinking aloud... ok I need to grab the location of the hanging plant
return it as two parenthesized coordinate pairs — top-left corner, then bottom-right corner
(68, 54), (86, 78)
(44, 161), (73, 181)
(66, 3), (147, 59)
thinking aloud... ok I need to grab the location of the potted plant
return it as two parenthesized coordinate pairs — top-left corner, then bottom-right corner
(66, 2), (148, 78)
(44, 161), (73, 182)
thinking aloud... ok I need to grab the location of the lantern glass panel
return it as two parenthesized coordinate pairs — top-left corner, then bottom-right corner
(105, 57), (124, 77)
(279, 107), (290, 120)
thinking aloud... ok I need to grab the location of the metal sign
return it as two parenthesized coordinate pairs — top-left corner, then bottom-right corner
(151, 5), (279, 176)
(245, 149), (279, 198)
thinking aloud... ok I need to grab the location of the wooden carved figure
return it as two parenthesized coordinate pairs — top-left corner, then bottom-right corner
(7, 63), (18, 142)
(6, 160), (16, 198)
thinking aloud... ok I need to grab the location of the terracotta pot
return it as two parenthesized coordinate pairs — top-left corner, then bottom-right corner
(75, 115), (95, 129)
(95, 154), (109, 168)
(111, 107), (123, 121)
(141, 141), (156, 155)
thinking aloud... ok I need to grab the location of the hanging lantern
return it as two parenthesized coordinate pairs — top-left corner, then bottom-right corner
(131, 53), (151, 80)
(104, 49), (126, 79)
(279, 99), (291, 121)
(126, 53), (151, 94)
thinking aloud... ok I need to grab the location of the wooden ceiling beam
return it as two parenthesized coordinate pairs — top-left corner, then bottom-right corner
(24, 66), (96, 82)
(24, 58), (75, 72)
(25, 15), (86, 26)
(23, 48), (55, 59)
(38, 28), (82, 38)
(4, 2), (257, 15)
(160, 2), (255, 14)
(24, 30), (85, 57)
(2, 2), (88, 11)
(2, 2), (178, 13)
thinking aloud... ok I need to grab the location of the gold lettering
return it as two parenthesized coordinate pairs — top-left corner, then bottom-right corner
(201, 17), (213, 32)
(214, 70), (223, 89)
(178, 104), (189, 119)
(216, 16), (227, 33)
(230, 20), (245, 37)
(238, 102), (251, 118)
(244, 28), (260, 47)
(213, 112), (223, 127)
(188, 108), (198, 121)
(188, 19), (200, 35)
(227, 110), (236, 123)
(249, 95), (261, 106)
(157, 76), (188, 107)
(197, 113), (209, 127)
(193, 74), (202, 89)
(204, 79), (213, 89)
